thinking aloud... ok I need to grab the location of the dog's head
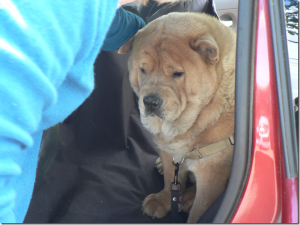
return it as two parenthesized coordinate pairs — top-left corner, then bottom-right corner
(119, 13), (236, 137)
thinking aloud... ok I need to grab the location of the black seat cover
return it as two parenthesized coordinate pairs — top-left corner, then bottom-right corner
(24, 1), (222, 223)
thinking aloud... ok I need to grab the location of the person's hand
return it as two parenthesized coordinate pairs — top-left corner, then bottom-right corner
(117, 0), (136, 8)
(117, 0), (180, 8)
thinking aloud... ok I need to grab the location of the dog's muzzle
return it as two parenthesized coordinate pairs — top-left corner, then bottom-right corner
(143, 95), (163, 114)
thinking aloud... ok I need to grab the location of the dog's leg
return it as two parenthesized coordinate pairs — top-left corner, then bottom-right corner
(142, 149), (188, 219)
(186, 147), (233, 223)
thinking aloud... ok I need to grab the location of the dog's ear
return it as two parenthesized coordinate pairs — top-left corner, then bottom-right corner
(190, 37), (219, 65)
(118, 36), (135, 54)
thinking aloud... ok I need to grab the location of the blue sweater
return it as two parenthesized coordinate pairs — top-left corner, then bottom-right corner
(0, 1), (145, 223)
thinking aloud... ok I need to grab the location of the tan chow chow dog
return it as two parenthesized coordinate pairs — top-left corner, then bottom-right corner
(119, 12), (236, 223)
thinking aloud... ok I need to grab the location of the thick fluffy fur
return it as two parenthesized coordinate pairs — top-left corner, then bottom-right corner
(119, 12), (236, 223)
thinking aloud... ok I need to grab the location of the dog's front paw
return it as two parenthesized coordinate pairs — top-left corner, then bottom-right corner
(162, 122), (182, 137)
(142, 190), (171, 219)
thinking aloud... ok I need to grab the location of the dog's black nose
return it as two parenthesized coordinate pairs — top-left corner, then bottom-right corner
(143, 95), (163, 111)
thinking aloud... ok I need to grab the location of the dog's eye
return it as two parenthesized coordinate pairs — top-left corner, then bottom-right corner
(140, 68), (146, 74)
(173, 72), (185, 78)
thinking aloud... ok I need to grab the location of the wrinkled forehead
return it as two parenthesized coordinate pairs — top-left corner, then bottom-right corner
(131, 33), (194, 68)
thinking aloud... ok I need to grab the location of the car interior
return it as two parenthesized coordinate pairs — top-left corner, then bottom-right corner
(23, 0), (298, 223)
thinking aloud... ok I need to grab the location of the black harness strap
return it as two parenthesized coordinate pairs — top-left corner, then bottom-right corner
(170, 163), (183, 223)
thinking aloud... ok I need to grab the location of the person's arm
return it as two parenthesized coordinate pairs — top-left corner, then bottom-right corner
(0, 1), (119, 222)
(101, 7), (145, 51)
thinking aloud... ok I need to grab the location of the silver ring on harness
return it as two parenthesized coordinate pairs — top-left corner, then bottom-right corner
(172, 157), (185, 166)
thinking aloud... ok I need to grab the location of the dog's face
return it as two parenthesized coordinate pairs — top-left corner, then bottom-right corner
(119, 13), (233, 137)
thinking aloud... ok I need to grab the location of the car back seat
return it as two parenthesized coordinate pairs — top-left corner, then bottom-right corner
(24, 0), (223, 222)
